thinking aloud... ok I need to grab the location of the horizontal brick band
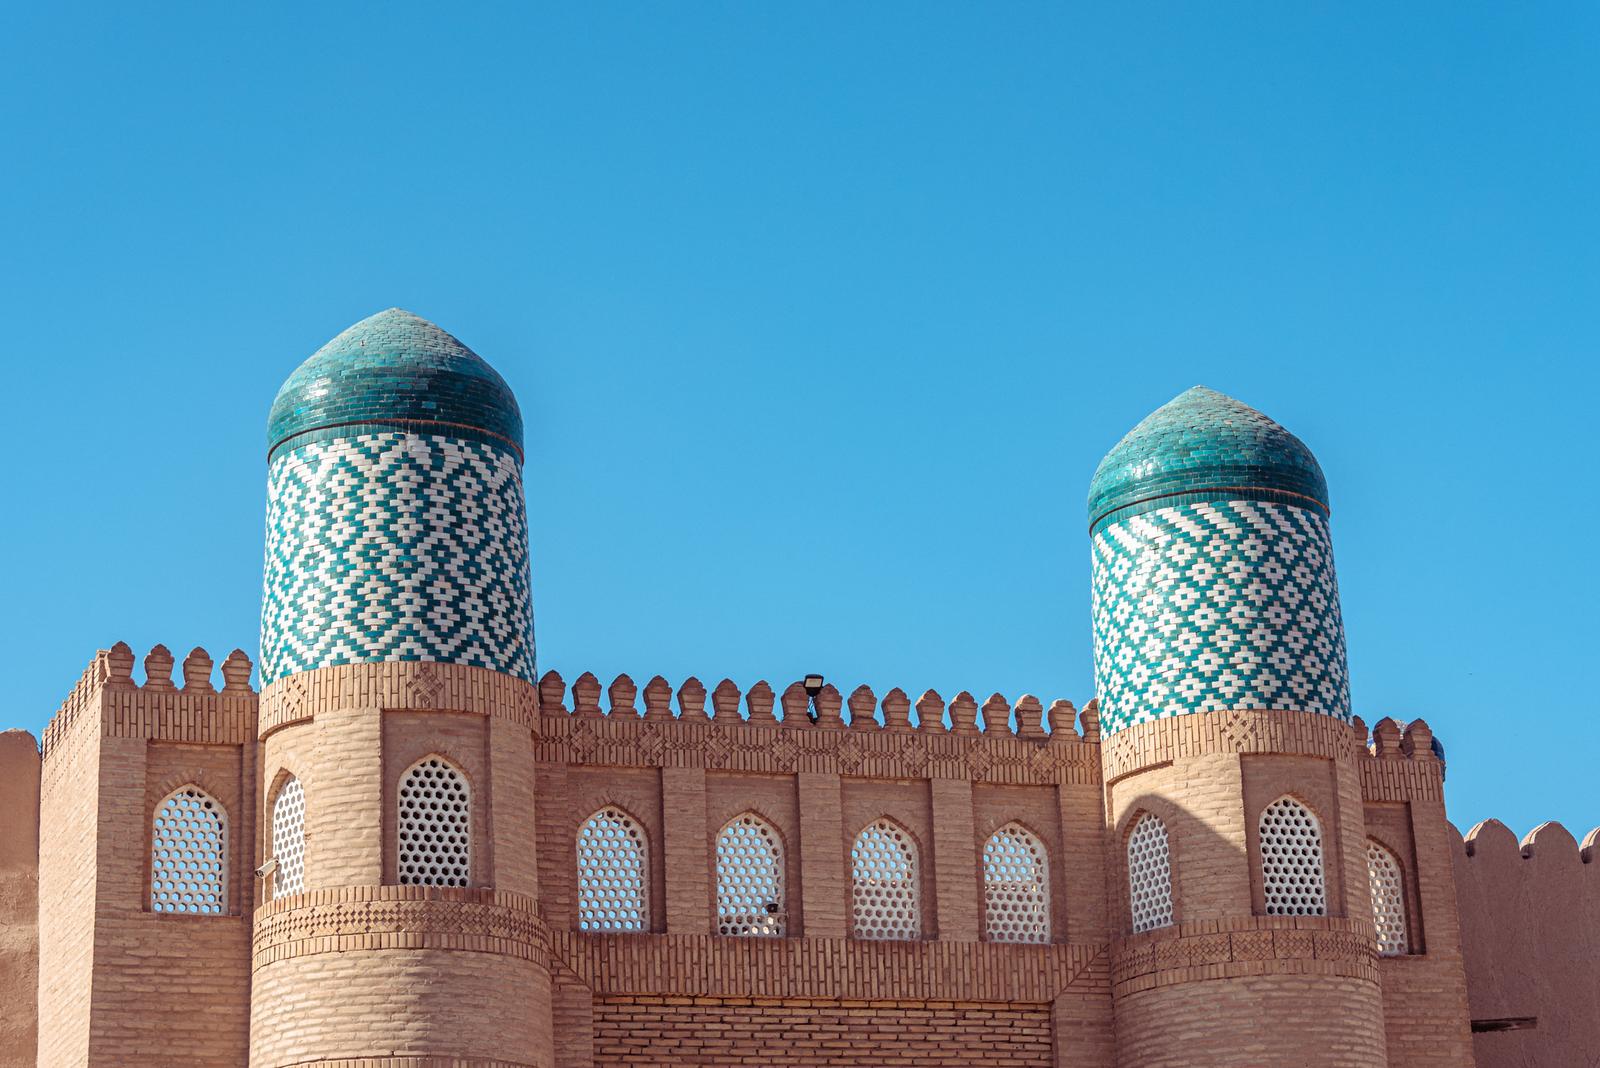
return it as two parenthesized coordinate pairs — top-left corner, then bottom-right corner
(277, 1060), (540, 1068)
(253, 886), (549, 970)
(259, 661), (537, 739)
(538, 713), (1100, 785)
(1102, 709), (1363, 782)
(552, 931), (1108, 1002)
(1111, 915), (1379, 996)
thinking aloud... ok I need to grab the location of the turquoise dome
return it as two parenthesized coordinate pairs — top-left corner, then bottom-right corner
(267, 308), (524, 461)
(1087, 386), (1328, 533)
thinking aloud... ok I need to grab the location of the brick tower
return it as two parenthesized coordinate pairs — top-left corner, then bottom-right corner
(1090, 387), (1390, 1066)
(251, 309), (550, 1066)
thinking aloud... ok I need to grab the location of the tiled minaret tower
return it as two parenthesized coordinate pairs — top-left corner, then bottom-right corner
(1091, 387), (1389, 1067)
(251, 309), (552, 1067)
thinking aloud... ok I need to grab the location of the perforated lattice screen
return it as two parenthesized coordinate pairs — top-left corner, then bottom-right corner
(716, 813), (785, 936)
(577, 807), (648, 932)
(982, 823), (1050, 943)
(1367, 840), (1408, 955)
(151, 787), (227, 914)
(398, 756), (471, 887)
(270, 777), (306, 899)
(851, 819), (921, 940)
(1127, 812), (1174, 933)
(1260, 797), (1325, 916)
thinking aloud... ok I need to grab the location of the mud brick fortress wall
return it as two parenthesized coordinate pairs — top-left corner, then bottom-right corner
(0, 310), (1595, 1066)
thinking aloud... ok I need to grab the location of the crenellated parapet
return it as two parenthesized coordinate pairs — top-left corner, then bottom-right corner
(535, 670), (1100, 785)
(41, 642), (257, 770)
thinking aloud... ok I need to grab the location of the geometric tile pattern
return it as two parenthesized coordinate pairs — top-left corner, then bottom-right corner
(262, 431), (535, 685)
(1091, 499), (1350, 735)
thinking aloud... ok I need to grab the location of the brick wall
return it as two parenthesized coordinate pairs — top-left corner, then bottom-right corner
(592, 996), (1053, 1066)
(1456, 817), (1600, 1067)
(0, 730), (40, 1068)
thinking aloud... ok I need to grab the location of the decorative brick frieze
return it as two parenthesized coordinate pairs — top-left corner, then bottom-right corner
(1110, 915), (1379, 996)
(258, 660), (537, 739)
(551, 931), (1108, 1003)
(536, 689), (1098, 786)
(276, 1060), (541, 1068)
(253, 886), (550, 970)
(1103, 709), (1362, 783)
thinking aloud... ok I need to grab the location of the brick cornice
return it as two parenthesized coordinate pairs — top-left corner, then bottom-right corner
(252, 886), (549, 970)
(552, 931), (1109, 1002)
(536, 713), (1099, 785)
(1102, 709), (1364, 782)
(258, 662), (538, 739)
(1110, 915), (1379, 996)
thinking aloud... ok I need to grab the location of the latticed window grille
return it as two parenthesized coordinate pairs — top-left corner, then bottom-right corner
(1127, 812), (1174, 933)
(851, 818), (921, 940)
(715, 813), (785, 936)
(270, 776), (306, 899)
(576, 807), (648, 932)
(1259, 797), (1326, 916)
(1367, 840), (1408, 955)
(982, 823), (1050, 943)
(397, 755), (471, 887)
(151, 786), (227, 914)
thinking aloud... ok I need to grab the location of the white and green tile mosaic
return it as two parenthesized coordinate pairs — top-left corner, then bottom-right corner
(261, 431), (535, 685)
(1090, 498), (1350, 734)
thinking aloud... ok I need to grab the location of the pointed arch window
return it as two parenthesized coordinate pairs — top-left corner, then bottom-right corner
(851, 818), (921, 940)
(270, 776), (306, 899)
(397, 755), (471, 887)
(983, 822), (1050, 943)
(1367, 840), (1409, 955)
(1127, 812), (1174, 933)
(151, 786), (227, 914)
(1259, 797), (1326, 916)
(576, 807), (648, 932)
(715, 813), (785, 936)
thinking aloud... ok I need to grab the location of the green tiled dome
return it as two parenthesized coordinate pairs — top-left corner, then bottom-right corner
(1087, 386), (1328, 533)
(267, 308), (524, 460)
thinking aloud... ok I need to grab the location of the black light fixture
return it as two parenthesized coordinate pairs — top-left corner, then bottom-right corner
(803, 674), (824, 723)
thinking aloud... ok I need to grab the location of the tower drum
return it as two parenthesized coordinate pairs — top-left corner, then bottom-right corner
(1090, 387), (1386, 1068)
(251, 309), (550, 1067)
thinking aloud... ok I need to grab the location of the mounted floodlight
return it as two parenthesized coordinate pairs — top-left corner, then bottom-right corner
(803, 674), (824, 697)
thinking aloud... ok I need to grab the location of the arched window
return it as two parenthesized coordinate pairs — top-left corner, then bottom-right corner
(1259, 797), (1325, 916)
(715, 813), (785, 936)
(851, 818), (921, 940)
(151, 786), (227, 914)
(982, 823), (1050, 943)
(1127, 812), (1174, 933)
(397, 755), (471, 887)
(1367, 840), (1408, 955)
(270, 776), (306, 899)
(576, 807), (648, 932)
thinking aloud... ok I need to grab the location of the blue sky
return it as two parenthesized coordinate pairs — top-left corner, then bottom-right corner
(1, 4), (1595, 838)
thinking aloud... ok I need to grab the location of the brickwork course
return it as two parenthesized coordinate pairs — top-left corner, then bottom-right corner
(0, 314), (1594, 1066)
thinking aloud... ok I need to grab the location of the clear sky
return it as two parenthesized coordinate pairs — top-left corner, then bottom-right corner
(2, 4), (1595, 839)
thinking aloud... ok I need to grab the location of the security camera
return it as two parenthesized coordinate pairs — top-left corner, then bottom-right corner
(255, 857), (279, 879)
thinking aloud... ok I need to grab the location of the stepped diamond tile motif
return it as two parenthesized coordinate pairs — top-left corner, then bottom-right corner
(1091, 500), (1350, 735)
(262, 432), (535, 684)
